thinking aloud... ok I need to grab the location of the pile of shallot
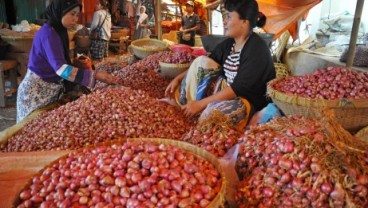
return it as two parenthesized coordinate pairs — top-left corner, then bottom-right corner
(1, 87), (196, 152)
(160, 51), (195, 64)
(272, 66), (368, 99)
(235, 114), (368, 207)
(182, 112), (242, 157)
(16, 141), (222, 208)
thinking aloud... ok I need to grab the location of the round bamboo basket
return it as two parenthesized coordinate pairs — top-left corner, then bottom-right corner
(356, 126), (368, 142)
(130, 38), (168, 59)
(159, 61), (190, 78)
(267, 78), (368, 131)
(111, 28), (130, 40)
(274, 62), (290, 78)
(1, 35), (33, 53)
(13, 138), (226, 207)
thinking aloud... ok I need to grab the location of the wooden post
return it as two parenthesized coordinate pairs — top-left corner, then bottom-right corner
(155, 0), (162, 40)
(346, 0), (365, 69)
(207, 8), (212, 35)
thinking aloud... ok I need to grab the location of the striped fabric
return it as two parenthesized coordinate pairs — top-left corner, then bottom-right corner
(56, 64), (96, 88)
(223, 44), (241, 85)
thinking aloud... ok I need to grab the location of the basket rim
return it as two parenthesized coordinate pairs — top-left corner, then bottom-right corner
(356, 126), (368, 139)
(12, 138), (227, 208)
(1, 35), (34, 39)
(267, 77), (368, 108)
(159, 61), (191, 68)
(131, 38), (168, 52)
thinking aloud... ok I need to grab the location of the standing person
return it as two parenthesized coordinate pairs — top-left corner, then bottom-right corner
(178, 1), (200, 46)
(133, 6), (149, 40)
(90, 0), (111, 61)
(164, 0), (275, 130)
(16, 0), (119, 122)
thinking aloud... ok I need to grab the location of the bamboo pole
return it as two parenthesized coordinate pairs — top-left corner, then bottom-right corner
(156, 0), (162, 40)
(346, 0), (365, 68)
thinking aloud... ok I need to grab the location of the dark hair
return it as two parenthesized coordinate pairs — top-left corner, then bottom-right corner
(224, 0), (266, 28)
(99, 0), (109, 9)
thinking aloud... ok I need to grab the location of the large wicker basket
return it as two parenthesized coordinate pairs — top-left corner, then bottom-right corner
(110, 28), (130, 40)
(13, 138), (226, 208)
(267, 78), (368, 131)
(356, 126), (368, 142)
(158, 61), (190, 78)
(1, 35), (34, 53)
(130, 38), (168, 59)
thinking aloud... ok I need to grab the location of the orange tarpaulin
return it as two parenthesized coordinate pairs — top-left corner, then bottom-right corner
(258, 0), (322, 39)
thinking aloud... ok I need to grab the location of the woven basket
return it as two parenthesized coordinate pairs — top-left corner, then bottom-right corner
(1, 35), (33, 53)
(130, 38), (168, 59)
(356, 126), (368, 142)
(268, 78), (368, 131)
(159, 61), (190, 78)
(111, 28), (130, 39)
(274, 62), (290, 78)
(13, 138), (226, 208)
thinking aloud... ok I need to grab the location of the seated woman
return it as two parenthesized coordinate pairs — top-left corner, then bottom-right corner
(164, 0), (275, 130)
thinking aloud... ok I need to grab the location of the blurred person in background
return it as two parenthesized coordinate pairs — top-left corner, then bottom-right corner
(178, 1), (200, 46)
(90, 0), (111, 61)
(134, 5), (150, 40)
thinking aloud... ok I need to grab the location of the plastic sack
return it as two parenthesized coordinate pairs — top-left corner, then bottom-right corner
(340, 45), (368, 67)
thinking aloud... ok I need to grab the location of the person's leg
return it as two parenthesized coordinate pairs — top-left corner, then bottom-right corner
(175, 56), (221, 105)
(16, 70), (62, 123)
(199, 98), (254, 131)
(90, 40), (105, 61)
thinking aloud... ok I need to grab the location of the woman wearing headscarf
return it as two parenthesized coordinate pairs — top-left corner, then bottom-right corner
(164, 0), (275, 130)
(134, 6), (149, 40)
(90, 0), (112, 61)
(16, 0), (118, 122)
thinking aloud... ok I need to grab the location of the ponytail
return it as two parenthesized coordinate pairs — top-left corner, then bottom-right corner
(256, 12), (266, 27)
(225, 0), (267, 28)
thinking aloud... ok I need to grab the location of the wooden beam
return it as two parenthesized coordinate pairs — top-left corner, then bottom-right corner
(346, 0), (365, 68)
(156, 0), (162, 40)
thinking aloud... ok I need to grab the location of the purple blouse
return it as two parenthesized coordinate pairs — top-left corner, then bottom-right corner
(28, 24), (96, 87)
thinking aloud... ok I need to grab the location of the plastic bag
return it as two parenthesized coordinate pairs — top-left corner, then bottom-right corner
(218, 144), (240, 207)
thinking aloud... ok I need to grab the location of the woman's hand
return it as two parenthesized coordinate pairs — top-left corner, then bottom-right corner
(165, 78), (180, 98)
(181, 100), (205, 118)
(96, 71), (119, 85)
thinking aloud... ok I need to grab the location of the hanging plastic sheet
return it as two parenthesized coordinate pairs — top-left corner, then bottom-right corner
(206, 0), (322, 40)
(258, 0), (322, 39)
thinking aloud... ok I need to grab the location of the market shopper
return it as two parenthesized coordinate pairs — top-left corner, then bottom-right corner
(134, 6), (150, 40)
(90, 0), (111, 61)
(164, 0), (275, 130)
(16, 0), (118, 122)
(178, 1), (200, 46)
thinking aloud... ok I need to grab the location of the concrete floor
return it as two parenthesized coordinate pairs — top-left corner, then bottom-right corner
(0, 94), (16, 132)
